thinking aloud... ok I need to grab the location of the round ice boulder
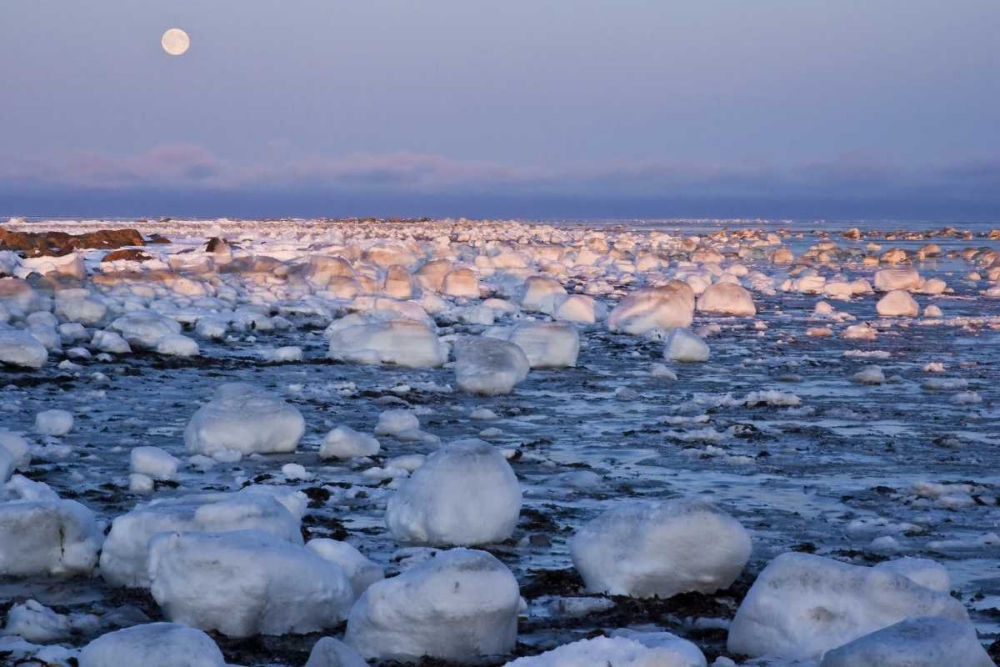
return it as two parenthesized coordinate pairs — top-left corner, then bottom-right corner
(876, 290), (919, 317)
(328, 317), (447, 368)
(454, 336), (530, 396)
(130, 446), (181, 481)
(0, 431), (30, 470)
(441, 268), (480, 298)
(184, 383), (305, 455)
(570, 499), (751, 598)
(110, 311), (182, 349)
(320, 425), (381, 460)
(78, 623), (226, 667)
(149, 529), (353, 637)
(306, 637), (369, 667)
(873, 557), (951, 593)
(306, 538), (385, 600)
(156, 333), (200, 357)
(386, 439), (521, 546)
(874, 268), (922, 292)
(608, 282), (695, 335)
(819, 617), (994, 667)
(696, 282), (756, 316)
(0, 330), (48, 369)
(727, 552), (970, 660)
(504, 321), (580, 369)
(554, 294), (597, 324)
(35, 409), (73, 436)
(504, 633), (707, 667)
(345, 548), (520, 662)
(0, 494), (103, 576)
(664, 328), (710, 363)
(100, 492), (303, 588)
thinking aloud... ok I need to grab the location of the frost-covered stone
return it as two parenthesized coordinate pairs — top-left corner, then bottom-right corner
(184, 383), (305, 455)
(571, 499), (751, 598)
(664, 328), (710, 363)
(35, 409), (73, 436)
(306, 637), (369, 667)
(454, 336), (530, 395)
(727, 552), (970, 660)
(0, 330), (48, 369)
(876, 290), (919, 317)
(0, 487), (103, 576)
(149, 530), (353, 637)
(78, 623), (226, 667)
(320, 425), (381, 459)
(130, 446), (181, 481)
(346, 548), (520, 662)
(100, 492), (303, 587)
(819, 616), (994, 667)
(306, 538), (385, 600)
(386, 439), (521, 546)
(328, 317), (447, 368)
(696, 282), (756, 316)
(504, 633), (707, 667)
(608, 282), (696, 334)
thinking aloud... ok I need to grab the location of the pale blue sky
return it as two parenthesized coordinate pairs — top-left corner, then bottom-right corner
(2, 1), (998, 218)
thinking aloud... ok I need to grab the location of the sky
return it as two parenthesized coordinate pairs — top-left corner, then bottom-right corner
(1, 1), (999, 220)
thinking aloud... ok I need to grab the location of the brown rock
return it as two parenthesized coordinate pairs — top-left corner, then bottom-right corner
(102, 248), (153, 263)
(0, 227), (146, 257)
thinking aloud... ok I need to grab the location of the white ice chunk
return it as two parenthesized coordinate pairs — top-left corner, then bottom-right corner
(305, 637), (369, 667)
(571, 499), (750, 598)
(873, 557), (951, 593)
(386, 439), (521, 546)
(819, 616), (993, 667)
(727, 552), (970, 660)
(608, 282), (695, 335)
(454, 336), (530, 395)
(346, 548), (520, 662)
(0, 330), (48, 369)
(664, 328), (710, 363)
(130, 446), (181, 481)
(306, 538), (385, 600)
(184, 383), (305, 455)
(320, 425), (381, 459)
(78, 623), (226, 667)
(35, 409), (73, 436)
(504, 634), (706, 667)
(328, 317), (447, 368)
(156, 334), (200, 357)
(149, 530), (353, 637)
(696, 282), (756, 316)
(0, 495), (103, 576)
(876, 290), (919, 317)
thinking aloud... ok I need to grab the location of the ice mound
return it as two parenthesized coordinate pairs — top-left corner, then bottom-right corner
(320, 425), (381, 459)
(554, 294), (597, 323)
(109, 311), (182, 348)
(130, 446), (180, 481)
(520, 275), (568, 314)
(504, 633), (707, 667)
(873, 557), (951, 593)
(100, 492), (302, 587)
(149, 529), (353, 637)
(386, 439), (521, 546)
(727, 552), (970, 660)
(306, 637), (369, 667)
(494, 321), (580, 368)
(0, 330), (48, 369)
(306, 538), (385, 599)
(0, 431), (31, 470)
(608, 282), (696, 334)
(819, 617), (995, 667)
(696, 282), (756, 316)
(454, 336), (530, 395)
(571, 498), (750, 598)
(184, 383), (305, 455)
(345, 548), (520, 662)
(156, 333), (200, 357)
(441, 268), (480, 297)
(54, 292), (107, 325)
(78, 623), (226, 667)
(35, 409), (73, 436)
(874, 268), (922, 292)
(328, 316), (447, 368)
(3, 599), (77, 642)
(876, 289), (919, 317)
(0, 480), (103, 576)
(664, 328), (710, 363)
(91, 329), (131, 354)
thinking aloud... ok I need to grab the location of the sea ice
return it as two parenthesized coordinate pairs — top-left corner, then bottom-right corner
(664, 328), (710, 363)
(608, 282), (696, 334)
(819, 616), (994, 667)
(571, 499), (751, 598)
(727, 552), (970, 659)
(148, 529), (354, 637)
(504, 633), (707, 667)
(320, 425), (381, 459)
(386, 439), (521, 546)
(454, 336), (530, 395)
(346, 548), (520, 662)
(184, 383), (305, 455)
(78, 623), (226, 667)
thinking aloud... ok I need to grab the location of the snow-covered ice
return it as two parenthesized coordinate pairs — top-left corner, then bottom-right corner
(78, 623), (226, 667)
(184, 383), (305, 455)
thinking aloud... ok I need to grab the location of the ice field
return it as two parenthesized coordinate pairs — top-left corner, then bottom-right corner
(0, 217), (999, 666)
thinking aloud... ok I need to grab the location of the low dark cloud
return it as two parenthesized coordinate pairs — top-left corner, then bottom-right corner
(1, 145), (998, 221)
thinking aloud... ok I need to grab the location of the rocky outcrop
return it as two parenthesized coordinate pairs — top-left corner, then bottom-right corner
(0, 228), (146, 257)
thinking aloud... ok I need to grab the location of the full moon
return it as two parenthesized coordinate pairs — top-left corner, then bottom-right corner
(161, 28), (190, 56)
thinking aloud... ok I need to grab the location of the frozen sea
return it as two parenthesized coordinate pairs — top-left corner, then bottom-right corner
(1, 217), (999, 665)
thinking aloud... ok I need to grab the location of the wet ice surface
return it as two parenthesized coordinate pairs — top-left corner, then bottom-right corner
(2, 218), (1000, 665)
